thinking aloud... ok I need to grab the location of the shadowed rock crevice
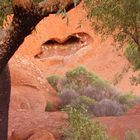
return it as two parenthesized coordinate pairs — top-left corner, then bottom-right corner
(0, 65), (11, 140)
(34, 32), (93, 59)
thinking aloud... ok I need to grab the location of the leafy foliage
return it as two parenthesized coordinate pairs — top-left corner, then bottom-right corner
(63, 105), (112, 140)
(124, 43), (140, 70)
(0, 0), (12, 26)
(47, 66), (108, 92)
(48, 66), (140, 116)
(79, 95), (96, 107)
(0, 0), (44, 26)
(47, 75), (60, 91)
(84, 0), (140, 49)
(45, 101), (54, 112)
(118, 92), (136, 105)
(66, 66), (105, 86)
(63, 66), (108, 91)
(117, 91), (140, 112)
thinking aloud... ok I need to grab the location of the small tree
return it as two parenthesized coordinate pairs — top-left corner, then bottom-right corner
(84, 0), (140, 51)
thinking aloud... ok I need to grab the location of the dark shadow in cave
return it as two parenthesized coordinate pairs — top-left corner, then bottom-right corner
(34, 32), (93, 59)
(45, 36), (81, 46)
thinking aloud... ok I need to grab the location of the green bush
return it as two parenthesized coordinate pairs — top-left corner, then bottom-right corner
(45, 102), (54, 112)
(63, 105), (112, 140)
(47, 66), (111, 92)
(125, 130), (139, 140)
(79, 96), (96, 106)
(124, 43), (140, 70)
(59, 89), (96, 113)
(47, 75), (60, 91)
(117, 92), (140, 112)
(48, 66), (140, 116)
(65, 66), (107, 90)
(117, 92), (136, 105)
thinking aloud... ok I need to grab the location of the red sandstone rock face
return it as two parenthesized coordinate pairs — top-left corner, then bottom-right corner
(9, 54), (61, 110)
(8, 111), (68, 140)
(8, 106), (140, 140)
(9, 129), (56, 140)
(9, 2), (140, 93)
(28, 130), (55, 140)
(7, 1), (140, 140)
(97, 114), (140, 140)
(10, 86), (46, 111)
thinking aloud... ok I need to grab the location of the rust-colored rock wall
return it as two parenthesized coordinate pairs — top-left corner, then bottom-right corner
(6, 1), (140, 140)
(8, 2), (140, 93)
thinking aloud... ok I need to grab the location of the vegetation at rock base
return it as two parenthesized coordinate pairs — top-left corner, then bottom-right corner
(63, 105), (114, 140)
(45, 101), (54, 112)
(47, 75), (60, 92)
(47, 66), (140, 116)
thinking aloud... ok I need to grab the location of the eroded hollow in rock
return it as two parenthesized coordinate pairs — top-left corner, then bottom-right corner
(34, 32), (93, 59)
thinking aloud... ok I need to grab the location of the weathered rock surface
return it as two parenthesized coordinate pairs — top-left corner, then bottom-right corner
(28, 130), (55, 140)
(8, 1), (140, 93)
(10, 86), (46, 111)
(97, 113), (140, 140)
(6, 1), (140, 140)
(8, 111), (68, 140)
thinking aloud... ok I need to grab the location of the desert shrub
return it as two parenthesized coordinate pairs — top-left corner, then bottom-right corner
(45, 102), (54, 112)
(79, 85), (119, 102)
(78, 96), (96, 114)
(92, 99), (122, 117)
(59, 89), (79, 107)
(125, 130), (139, 140)
(47, 75), (60, 91)
(124, 43), (140, 70)
(63, 66), (121, 105)
(117, 92), (140, 112)
(47, 66), (118, 97)
(79, 96), (96, 106)
(59, 90), (96, 112)
(118, 92), (136, 105)
(63, 105), (112, 140)
(48, 66), (140, 116)
(65, 66), (107, 90)
(57, 77), (68, 91)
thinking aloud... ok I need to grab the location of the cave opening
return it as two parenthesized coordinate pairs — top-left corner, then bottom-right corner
(34, 32), (93, 59)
